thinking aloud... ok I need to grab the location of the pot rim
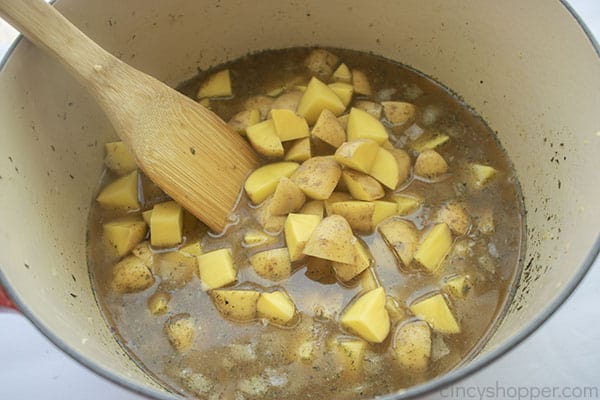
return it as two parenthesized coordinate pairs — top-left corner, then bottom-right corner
(0, 1), (598, 398)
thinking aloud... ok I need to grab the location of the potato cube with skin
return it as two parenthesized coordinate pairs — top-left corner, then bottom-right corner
(244, 95), (274, 119)
(179, 241), (202, 257)
(197, 248), (237, 289)
(300, 200), (324, 218)
(372, 200), (398, 226)
(381, 101), (416, 126)
(340, 287), (390, 343)
(164, 314), (195, 353)
(96, 170), (140, 210)
(250, 248), (292, 281)
(324, 191), (353, 215)
(328, 82), (354, 108)
(197, 69), (231, 98)
(284, 213), (322, 261)
(444, 274), (471, 298)
(297, 77), (346, 124)
(409, 293), (460, 334)
(334, 139), (379, 173)
(254, 198), (286, 234)
(351, 69), (372, 96)
(414, 223), (453, 272)
(243, 229), (278, 247)
(303, 215), (357, 264)
(346, 107), (388, 144)
(354, 100), (382, 119)
(333, 63), (352, 83)
(332, 239), (372, 282)
(257, 291), (296, 325)
(342, 169), (385, 201)
(378, 218), (418, 267)
(270, 109), (310, 142)
(246, 119), (284, 158)
(312, 109), (346, 148)
(436, 203), (471, 235)
(393, 195), (421, 215)
(291, 156), (342, 200)
(269, 177), (306, 216)
(393, 320), (432, 370)
(412, 134), (450, 152)
(154, 251), (196, 289)
(111, 255), (154, 294)
(150, 201), (183, 247)
(390, 148), (412, 187)
(103, 217), (147, 257)
(304, 49), (339, 77)
(132, 241), (153, 266)
(327, 201), (374, 233)
(334, 338), (366, 372)
(284, 137), (311, 162)
(360, 268), (380, 291)
(414, 149), (448, 179)
(104, 141), (136, 175)
(337, 114), (349, 130)
(244, 162), (299, 204)
(228, 109), (260, 135)
(271, 91), (303, 112)
(471, 163), (498, 188)
(369, 147), (400, 189)
(211, 289), (260, 322)
(148, 291), (171, 315)
(385, 296), (406, 322)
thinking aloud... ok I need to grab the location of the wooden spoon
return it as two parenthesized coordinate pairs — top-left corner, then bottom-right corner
(0, 0), (258, 232)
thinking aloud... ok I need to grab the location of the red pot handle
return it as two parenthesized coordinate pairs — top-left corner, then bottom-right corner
(0, 284), (18, 311)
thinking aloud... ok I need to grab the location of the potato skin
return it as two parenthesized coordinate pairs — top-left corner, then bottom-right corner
(164, 314), (195, 353)
(250, 248), (292, 281)
(291, 157), (342, 200)
(414, 150), (448, 179)
(211, 289), (261, 322)
(111, 255), (155, 294)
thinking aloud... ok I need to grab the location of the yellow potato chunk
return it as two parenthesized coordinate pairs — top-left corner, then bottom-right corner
(299, 200), (324, 218)
(340, 287), (390, 343)
(337, 114), (349, 130)
(393, 195), (421, 216)
(332, 239), (372, 282)
(148, 291), (171, 315)
(284, 213), (322, 261)
(179, 241), (202, 257)
(414, 223), (453, 272)
(132, 241), (153, 266)
(385, 296), (406, 322)
(378, 218), (418, 267)
(303, 215), (357, 264)
(246, 119), (284, 158)
(312, 109), (346, 148)
(111, 255), (154, 294)
(250, 248), (292, 281)
(104, 141), (136, 176)
(164, 314), (195, 353)
(346, 107), (388, 144)
(444, 274), (471, 298)
(333, 63), (352, 83)
(291, 156), (342, 200)
(342, 169), (385, 201)
(414, 149), (448, 179)
(142, 209), (153, 225)
(334, 338), (366, 372)
(211, 289), (260, 322)
(327, 201), (374, 233)
(359, 268), (380, 291)
(324, 191), (353, 215)
(411, 134), (450, 152)
(334, 139), (379, 173)
(328, 82), (354, 108)
(228, 109), (260, 135)
(390, 148), (412, 186)
(197, 248), (237, 289)
(254, 198), (286, 234)
(244, 162), (299, 204)
(351, 69), (372, 96)
(409, 293), (460, 334)
(284, 137), (311, 162)
(270, 109), (310, 142)
(304, 48), (339, 77)
(471, 163), (498, 188)
(150, 201), (183, 247)
(369, 147), (400, 189)
(297, 77), (346, 124)
(96, 170), (140, 210)
(257, 291), (296, 325)
(393, 320), (431, 370)
(242, 229), (278, 247)
(103, 217), (147, 257)
(269, 177), (306, 216)
(381, 101), (416, 126)
(154, 251), (196, 289)
(271, 91), (303, 112)
(436, 203), (471, 235)
(197, 69), (231, 98)
(244, 95), (274, 119)
(354, 100), (382, 119)
(372, 200), (398, 226)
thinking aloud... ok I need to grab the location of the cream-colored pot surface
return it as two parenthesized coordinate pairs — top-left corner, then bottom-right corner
(0, 0), (598, 398)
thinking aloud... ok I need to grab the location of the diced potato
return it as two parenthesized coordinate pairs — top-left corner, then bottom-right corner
(142, 209), (153, 225)
(414, 149), (448, 179)
(243, 229), (278, 247)
(303, 215), (357, 264)
(291, 156), (342, 200)
(269, 177), (306, 216)
(351, 69), (372, 96)
(132, 241), (153, 266)
(254, 198), (286, 233)
(246, 119), (284, 158)
(197, 248), (237, 289)
(154, 251), (196, 289)
(390, 148), (412, 186)
(333, 63), (352, 83)
(297, 77), (346, 124)
(328, 82), (354, 108)
(332, 239), (372, 282)
(334, 139), (379, 173)
(111, 255), (154, 293)
(368, 147), (400, 189)
(381, 101), (416, 126)
(378, 218), (418, 267)
(304, 49), (339, 77)
(346, 107), (388, 144)
(179, 241), (202, 257)
(360, 268), (380, 291)
(327, 201), (374, 233)
(392, 320), (432, 370)
(284, 213), (322, 261)
(372, 200), (398, 226)
(148, 291), (171, 315)
(340, 287), (390, 343)
(414, 223), (453, 272)
(244, 95), (274, 119)
(342, 169), (385, 201)
(312, 109), (346, 148)
(334, 338), (366, 372)
(250, 248), (292, 281)
(228, 109), (260, 135)
(337, 114), (349, 130)
(150, 201), (183, 247)
(199, 98), (211, 108)
(409, 293), (460, 334)
(284, 137), (311, 162)
(393, 195), (421, 215)
(103, 217), (147, 257)
(412, 134), (450, 152)
(211, 289), (260, 322)
(197, 69), (231, 98)
(96, 170), (140, 209)
(270, 109), (310, 142)
(470, 163), (498, 188)
(436, 203), (471, 235)
(164, 314), (195, 353)
(354, 100), (382, 119)
(324, 191), (353, 215)
(385, 296), (406, 322)
(244, 162), (299, 204)
(444, 274), (471, 298)
(271, 91), (304, 112)
(299, 200), (324, 218)
(104, 141), (136, 175)
(257, 291), (296, 325)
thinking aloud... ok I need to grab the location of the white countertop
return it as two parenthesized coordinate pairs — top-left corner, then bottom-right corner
(1, 2), (599, 399)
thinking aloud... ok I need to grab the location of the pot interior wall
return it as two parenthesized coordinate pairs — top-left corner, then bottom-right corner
(0, 0), (598, 397)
